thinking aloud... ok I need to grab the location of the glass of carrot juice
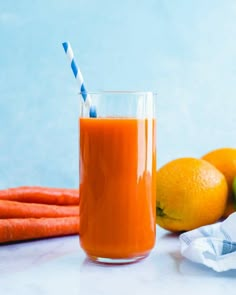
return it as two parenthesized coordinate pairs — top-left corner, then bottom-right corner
(79, 91), (156, 264)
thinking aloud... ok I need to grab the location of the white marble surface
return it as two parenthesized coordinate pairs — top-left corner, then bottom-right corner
(0, 226), (236, 295)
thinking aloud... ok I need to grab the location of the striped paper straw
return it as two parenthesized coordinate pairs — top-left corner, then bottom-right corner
(62, 42), (97, 118)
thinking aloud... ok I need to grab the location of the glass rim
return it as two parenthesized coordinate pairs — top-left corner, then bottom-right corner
(78, 90), (157, 95)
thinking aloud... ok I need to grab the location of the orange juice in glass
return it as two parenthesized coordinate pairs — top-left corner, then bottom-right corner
(79, 91), (156, 263)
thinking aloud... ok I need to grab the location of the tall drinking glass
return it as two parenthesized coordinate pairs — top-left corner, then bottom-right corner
(79, 91), (156, 264)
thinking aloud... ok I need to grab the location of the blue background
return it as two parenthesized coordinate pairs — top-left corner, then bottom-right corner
(0, 0), (235, 189)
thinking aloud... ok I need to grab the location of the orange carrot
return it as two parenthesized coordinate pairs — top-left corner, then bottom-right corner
(0, 187), (79, 205)
(0, 200), (80, 218)
(0, 217), (80, 243)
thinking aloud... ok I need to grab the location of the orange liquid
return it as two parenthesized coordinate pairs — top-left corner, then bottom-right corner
(79, 118), (156, 259)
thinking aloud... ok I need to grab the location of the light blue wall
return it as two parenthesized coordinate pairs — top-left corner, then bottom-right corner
(0, 0), (235, 188)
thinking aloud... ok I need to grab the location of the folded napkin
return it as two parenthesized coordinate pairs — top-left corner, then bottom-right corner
(179, 213), (236, 272)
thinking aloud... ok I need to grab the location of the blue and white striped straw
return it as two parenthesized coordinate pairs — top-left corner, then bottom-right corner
(62, 42), (97, 118)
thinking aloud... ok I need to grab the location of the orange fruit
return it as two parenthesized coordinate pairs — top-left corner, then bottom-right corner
(202, 148), (236, 217)
(156, 158), (228, 232)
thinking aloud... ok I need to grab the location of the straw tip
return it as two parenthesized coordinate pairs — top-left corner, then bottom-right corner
(89, 106), (97, 118)
(62, 42), (69, 52)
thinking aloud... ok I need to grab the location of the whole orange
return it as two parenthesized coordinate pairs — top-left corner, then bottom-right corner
(156, 158), (228, 232)
(202, 148), (236, 217)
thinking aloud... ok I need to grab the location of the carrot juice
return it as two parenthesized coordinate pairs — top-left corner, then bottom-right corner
(79, 117), (156, 262)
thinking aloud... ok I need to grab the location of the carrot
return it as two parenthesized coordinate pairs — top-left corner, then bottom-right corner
(0, 200), (80, 218)
(0, 217), (80, 243)
(0, 186), (79, 205)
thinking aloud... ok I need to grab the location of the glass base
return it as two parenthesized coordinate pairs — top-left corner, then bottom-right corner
(87, 253), (149, 265)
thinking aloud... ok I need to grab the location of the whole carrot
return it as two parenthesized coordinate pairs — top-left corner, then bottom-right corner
(0, 200), (80, 218)
(0, 217), (80, 243)
(0, 187), (79, 205)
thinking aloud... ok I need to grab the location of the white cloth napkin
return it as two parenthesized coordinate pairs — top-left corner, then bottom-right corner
(179, 212), (236, 272)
